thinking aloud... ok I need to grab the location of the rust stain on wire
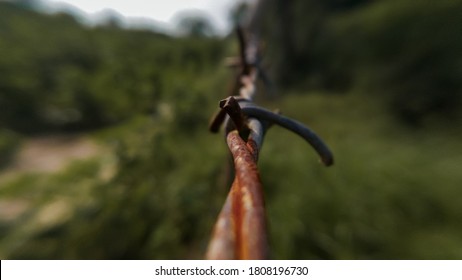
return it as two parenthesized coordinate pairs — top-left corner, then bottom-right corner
(206, 131), (268, 260)
(228, 131), (268, 259)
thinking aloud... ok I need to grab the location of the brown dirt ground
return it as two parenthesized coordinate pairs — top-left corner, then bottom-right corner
(0, 134), (101, 182)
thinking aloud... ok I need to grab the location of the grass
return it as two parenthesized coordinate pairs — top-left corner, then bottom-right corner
(260, 91), (462, 259)
(0, 129), (22, 169)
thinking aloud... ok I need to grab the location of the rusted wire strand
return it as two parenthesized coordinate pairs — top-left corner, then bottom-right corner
(227, 130), (268, 259)
(206, 21), (334, 259)
(205, 128), (268, 260)
(206, 26), (267, 259)
(204, 184), (236, 260)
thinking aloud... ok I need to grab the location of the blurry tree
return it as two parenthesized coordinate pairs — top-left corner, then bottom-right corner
(0, 2), (224, 133)
(229, 2), (251, 26)
(254, 0), (462, 124)
(13, 0), (39, 9)
(176, 15), (216, 37)
(330, 0), (462, 124)
(256, 0), (371, 87)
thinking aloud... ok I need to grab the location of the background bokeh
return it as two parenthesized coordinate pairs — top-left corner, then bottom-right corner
(1, 0), (461, 259)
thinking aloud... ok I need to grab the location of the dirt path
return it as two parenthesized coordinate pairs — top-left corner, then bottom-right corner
(0, 134), (101, 182)
(0, 134), (103, 229)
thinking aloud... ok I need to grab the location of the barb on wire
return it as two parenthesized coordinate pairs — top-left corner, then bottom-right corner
(237, 26), (251, 75)
(228, 97), (334, 166)
(220, 96), (249, 137)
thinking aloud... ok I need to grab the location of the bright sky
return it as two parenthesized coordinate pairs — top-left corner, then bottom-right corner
(45, 0), (243, 33)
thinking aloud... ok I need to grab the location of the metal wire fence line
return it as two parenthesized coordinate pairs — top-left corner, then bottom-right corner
(205, 26), (334, 259)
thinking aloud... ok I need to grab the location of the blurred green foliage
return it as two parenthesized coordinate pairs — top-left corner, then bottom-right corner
(1, 0), (462, 260)
(0, 129), (21, 168)
(0, 2), (224, 133)
(258, 0), (462, 124)
(261, 93), (462, 259)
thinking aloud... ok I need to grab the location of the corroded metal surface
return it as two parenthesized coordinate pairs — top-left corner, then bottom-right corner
(205, 131), (268, 260)
(227, 131), (268, 259)
(205, 182), (237, 260)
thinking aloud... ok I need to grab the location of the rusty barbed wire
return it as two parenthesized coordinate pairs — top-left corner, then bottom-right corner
(205, 26), (334, 260)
